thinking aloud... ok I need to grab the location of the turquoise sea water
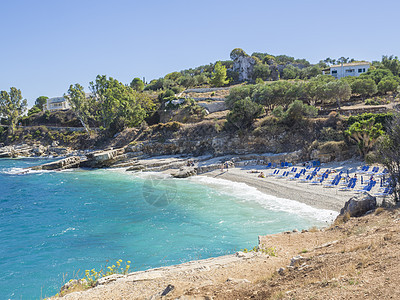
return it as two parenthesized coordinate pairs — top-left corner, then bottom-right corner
(0, 158), (337, 299)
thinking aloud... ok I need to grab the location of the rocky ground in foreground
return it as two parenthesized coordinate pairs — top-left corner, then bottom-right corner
(57, 207), (400, 299)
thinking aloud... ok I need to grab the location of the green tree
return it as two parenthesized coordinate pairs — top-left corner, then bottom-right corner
(0, 87), (27, 134)
(130, 77), (144, 92)
(210, 61), (229, 87)
(225, 85), (255, 109)
(269, 80), (294, 108)
(301, 65), (322, 79)
(89, 75), (154, 133)
(178, 75), (197, 88)
(252, 84), (274, 110)
(65, 84), (92, 134)
(193, 74), (209, 85)
(382, 55), (400, 76)
(377, 76), (399, 94)
(351, 78), (377, 99)
(283, 100), (318, 124)
(164, 72), (182, 81)
(35, 96), (48, 110)
(144, 78), (175, 91)
(227, 98), (264, 130)
(346, 117), (384, 157)
(323, 80), (351, 108)
(252, 64), (271, 81)
(230, 48), (247, 60)
(304, 75), (335, 105)
(281, 65), (300, 79)
(360, 68), (393, 84)
(27, 106), (41, 116)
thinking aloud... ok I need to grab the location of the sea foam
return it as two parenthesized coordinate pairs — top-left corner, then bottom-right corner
(190, 176), (338, 223)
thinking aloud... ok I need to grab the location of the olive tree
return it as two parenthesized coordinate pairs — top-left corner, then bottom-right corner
(323, 80), (351, 108)
(65, 84), (92, 134)
(0, 87), (27, 134)
(227, 98), (264, 130)
(351, 78), (377, 99)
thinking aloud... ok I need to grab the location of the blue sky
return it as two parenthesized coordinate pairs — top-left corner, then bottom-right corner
(1, 0), (399, 107)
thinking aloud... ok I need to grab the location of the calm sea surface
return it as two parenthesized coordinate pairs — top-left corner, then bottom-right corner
(0, 158), (336, 299)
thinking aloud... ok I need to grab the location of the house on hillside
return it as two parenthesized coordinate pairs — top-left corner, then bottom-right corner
(322, 61), (370, 79)
(43, 97), (71, 111)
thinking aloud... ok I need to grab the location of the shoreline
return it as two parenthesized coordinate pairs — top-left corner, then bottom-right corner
(200, 167), (350, 212)
(192, 159), (369, 213)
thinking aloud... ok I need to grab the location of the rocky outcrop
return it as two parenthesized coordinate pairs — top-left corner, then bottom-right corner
(81, 148), (125, 168)
(230, 49), (256, 82)
(339, 193), (377, 217)
(0, 143), (83, 158)
(31, 156), (81, 170)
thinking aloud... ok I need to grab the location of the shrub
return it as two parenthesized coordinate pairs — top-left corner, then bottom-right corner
(365, 99), (380, 105)
(271, 106), (285, 118)
(44, 110), (51, 120)
(225, 85), (255, 109)
(227, 98), (264, 130)
(347, 113), (393, 131)
(319, 127), (344, 142)
(318, 140), (347, 154)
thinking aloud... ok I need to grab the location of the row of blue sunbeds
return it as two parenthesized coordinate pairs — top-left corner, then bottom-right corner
(265, 165), (393, 197)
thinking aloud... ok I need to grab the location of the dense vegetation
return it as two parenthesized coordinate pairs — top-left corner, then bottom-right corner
(1, 50), (399, 160)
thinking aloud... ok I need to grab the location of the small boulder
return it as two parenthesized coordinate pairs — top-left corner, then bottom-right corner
(339, 193), (377, 217)
(171, 167), (197, 178)
(290, 256), (307, 267)
(277, 267), (286, 276)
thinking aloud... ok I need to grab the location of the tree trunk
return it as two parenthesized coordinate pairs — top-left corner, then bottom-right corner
(336, 97), (341, 109)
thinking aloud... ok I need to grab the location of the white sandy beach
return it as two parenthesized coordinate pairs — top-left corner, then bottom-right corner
(201, 159), (383, 212)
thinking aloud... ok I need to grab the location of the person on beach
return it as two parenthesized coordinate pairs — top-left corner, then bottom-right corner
(220, 164), (224, 172)
(258, 172), (265, 178)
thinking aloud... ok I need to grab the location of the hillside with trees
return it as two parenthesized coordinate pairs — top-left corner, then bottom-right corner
(1, 49), (400, 172)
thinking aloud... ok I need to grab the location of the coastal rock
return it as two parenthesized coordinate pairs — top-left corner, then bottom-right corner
(172, 167), (197, 178)
(60, 278), (87, 294)
(96, 274), (125, 286)
(31, 156), (81, 170)
(32, 144), (46, 155)
(126, 164), (146, 171)
(82, 148), (125, 168)
(339, 193), (377, 217)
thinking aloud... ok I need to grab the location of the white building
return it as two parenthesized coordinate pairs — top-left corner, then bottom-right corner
(43, 97), (71, 111)
(323, 61), (370, 79)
